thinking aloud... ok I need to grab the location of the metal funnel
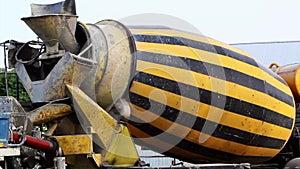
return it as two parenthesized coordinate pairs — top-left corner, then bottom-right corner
(21, 0), (80, 54)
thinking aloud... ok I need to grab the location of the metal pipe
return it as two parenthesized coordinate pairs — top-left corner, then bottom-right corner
(3, 43), (9, 97)
(12, 133), (54, 152)
(270, 63), (300, 102)
(16, 74), (19, 101)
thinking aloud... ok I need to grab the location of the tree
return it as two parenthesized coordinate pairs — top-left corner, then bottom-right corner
(0, 68), (30, 101)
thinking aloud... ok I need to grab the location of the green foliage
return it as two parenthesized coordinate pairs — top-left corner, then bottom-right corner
(0, 68), (30, 101)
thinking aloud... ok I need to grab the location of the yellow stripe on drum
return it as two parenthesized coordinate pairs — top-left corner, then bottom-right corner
(130, 80), (291, 140)
(130, 28), (252, 59)
(130, 104), (280, 157)
(135, 41), (292, 96)
(136, 60), (294, 119)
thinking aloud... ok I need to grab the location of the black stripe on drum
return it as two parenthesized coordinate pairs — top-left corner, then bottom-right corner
(136, 51), (294, 107)
(129, 116), (274, 163)
(132, 136), (271, 164)
(129, 92), (286, 149)
(133, 34), (287, 85)
(128, 25), (205, 41)
(132, 72), (294, 129)
(128, 131), (211, 163)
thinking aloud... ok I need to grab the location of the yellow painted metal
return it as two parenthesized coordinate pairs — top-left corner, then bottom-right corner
(104, 124), (139, 167)
(66, 84), (117, 149)
(55, 135), (93, 155)
(135, 41), (292, 96)
(0, 142), (3, 147)
(89, 154), (103, 168)
(78, 21), (89, 30)
(130, 28), (252, 59)
(127, 27), (295, 163)
(66, 84), (139, 166)
(271, 63), (300, 102)
(28, 104), (72, 125)
(136, 60), (295, 118)
(130, 104), (280, 157)
(45, 122), (59, 136)
(130, 81), (291, 140)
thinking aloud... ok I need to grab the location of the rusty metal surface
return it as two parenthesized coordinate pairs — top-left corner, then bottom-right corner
(95, 20), (135, 110)
(22, 15), (79, 54)
(79, 23), (108, 102)
(30, 1), (65, 16)
(28, 104), (72, 125)
(23, 0), (79, 55)
(55, 135), (92, 155)
(30, 0), (76, 16)
(15, 52), (94, 103)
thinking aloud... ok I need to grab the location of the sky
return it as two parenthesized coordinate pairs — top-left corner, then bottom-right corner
(1, 0), (300, 67)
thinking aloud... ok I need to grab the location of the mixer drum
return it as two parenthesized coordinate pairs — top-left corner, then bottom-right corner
(26, 17), (294, 163)
(17, 16), (297, 163)
(103, 23), (296, 163)
(13, 1), (297, 165)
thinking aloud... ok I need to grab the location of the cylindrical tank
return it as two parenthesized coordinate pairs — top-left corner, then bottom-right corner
(87, 20), (296, 163)
(271, 63), (300, 102)
(14, 0), (297, 165)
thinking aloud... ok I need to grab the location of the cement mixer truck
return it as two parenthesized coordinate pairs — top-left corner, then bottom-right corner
(0, 0), (300, 168)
